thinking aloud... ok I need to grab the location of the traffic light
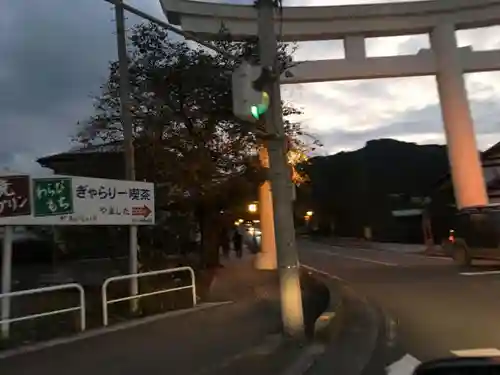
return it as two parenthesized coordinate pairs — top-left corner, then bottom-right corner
(232, 61), (270, 122)
(250, 92), (270, 120)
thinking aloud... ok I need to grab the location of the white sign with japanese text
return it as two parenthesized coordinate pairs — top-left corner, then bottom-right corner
(0, 174), (155, 226)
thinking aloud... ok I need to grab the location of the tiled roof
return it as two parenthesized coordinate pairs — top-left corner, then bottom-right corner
(37, 141), (123, 164)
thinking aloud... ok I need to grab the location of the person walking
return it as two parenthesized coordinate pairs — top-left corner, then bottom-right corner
(232, 225), (243, 258)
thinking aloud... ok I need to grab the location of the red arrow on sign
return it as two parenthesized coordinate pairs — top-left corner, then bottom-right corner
(132, 205), (152, 218)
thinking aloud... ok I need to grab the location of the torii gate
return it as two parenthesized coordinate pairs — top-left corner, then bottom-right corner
(159, 0), (500, 265)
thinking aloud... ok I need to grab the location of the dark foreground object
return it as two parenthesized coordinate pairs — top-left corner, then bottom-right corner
(415, 357), (500, 375)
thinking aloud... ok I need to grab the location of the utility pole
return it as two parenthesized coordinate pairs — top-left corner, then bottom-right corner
(256, 0), (305, 337)
(114, 0), (139, 313)
(255, 147), (277, 270)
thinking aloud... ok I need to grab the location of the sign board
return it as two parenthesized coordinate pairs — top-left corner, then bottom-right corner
(33, 178), (73, 217)
(0, 174), (155, 226)
(0, 175), (31, 218)
(391, 209), (424, 217)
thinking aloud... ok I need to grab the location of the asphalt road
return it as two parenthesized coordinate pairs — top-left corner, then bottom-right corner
(299, 238), (500, 363)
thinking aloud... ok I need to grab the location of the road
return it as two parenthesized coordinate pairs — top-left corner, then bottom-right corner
(299, 239), (500, 363)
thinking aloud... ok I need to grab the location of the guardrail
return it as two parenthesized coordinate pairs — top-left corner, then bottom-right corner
(101, 266), (196, 326)
(0, 283), (86, 338)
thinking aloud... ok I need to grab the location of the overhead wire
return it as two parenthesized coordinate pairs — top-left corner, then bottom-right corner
(103, 0), (237, 61)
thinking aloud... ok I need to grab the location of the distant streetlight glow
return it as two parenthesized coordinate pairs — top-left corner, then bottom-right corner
(306, 210), (313, 217)
(248, 203), (258, 213)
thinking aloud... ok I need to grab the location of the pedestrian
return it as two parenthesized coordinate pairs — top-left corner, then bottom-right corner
(233, 225), (243, 258)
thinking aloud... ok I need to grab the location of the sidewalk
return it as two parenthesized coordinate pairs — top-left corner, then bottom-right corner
(0, 253), (302, 375)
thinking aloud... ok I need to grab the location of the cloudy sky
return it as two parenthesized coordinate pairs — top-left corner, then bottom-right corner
(2, 0), (500, 174)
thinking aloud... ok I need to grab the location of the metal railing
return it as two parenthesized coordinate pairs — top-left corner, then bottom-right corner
(0, 283), (86, 337)
(101, 266), (196, 326)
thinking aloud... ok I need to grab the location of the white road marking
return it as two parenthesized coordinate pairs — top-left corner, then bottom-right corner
(329, 245), (386, 253)
(451, 348), (500, 357)
(460, 270), (500, 276)
(329, 244), (452, 262)
(386, 354), (421, 375)
(300, 264), (341, 280)
(312, 249), (398, 267)
(426, 256), (453, 262)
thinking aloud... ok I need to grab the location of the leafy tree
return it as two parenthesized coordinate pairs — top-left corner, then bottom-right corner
(75, 22), (313, 268)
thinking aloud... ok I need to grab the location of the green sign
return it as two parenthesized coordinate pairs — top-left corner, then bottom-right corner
(33, 178), (74, 217)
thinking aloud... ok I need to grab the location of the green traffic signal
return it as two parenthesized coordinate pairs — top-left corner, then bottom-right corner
(251, 105), (260, 119)
(251, 92), (270, 119)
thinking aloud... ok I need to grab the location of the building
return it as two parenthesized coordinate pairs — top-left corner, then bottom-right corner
(37, 141), (125, 179)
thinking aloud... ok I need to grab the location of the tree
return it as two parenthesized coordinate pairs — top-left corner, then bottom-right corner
(75, 22), (313, 268)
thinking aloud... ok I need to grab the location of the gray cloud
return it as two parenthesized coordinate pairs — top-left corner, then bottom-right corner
(294, 40), (344, 61)
(316, 96), (500, 152)
(397, 35), (430, 55)
(0, 0), (121, 172)
(289, 79), (396, 109)
(2, 0), (500, 176)
(0, 0), (170, 173)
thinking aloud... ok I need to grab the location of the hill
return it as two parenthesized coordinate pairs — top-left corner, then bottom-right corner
(303, 138), (450, 241)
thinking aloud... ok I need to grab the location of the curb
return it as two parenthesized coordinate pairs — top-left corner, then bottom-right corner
(300, 264), (345, 342)
(276, 264), (347, 375)
(302, 266), (345, 343)
(300, 284), (382, 375)
(188, 262), (346, 375)
(280, 343), (326, 375)
(360, 299), (404, 375)
(296, 265), (400, 375)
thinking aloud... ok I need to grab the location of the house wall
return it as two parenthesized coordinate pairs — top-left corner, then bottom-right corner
(428, 150), (500, 243)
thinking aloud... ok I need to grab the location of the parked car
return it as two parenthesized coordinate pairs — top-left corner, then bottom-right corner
(449, 204), (500, 267)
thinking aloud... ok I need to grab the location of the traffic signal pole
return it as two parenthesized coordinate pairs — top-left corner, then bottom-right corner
(256, 0), (305, 338)
(255, 146), (277, 270)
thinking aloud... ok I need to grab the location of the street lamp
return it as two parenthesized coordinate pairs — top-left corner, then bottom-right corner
(306, 210), (313, 217)
(248, 203), (258, 213)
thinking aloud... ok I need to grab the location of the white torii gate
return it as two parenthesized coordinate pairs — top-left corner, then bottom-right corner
(159, 0), (499, 266)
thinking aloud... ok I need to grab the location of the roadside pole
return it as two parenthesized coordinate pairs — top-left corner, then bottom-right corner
(256, 0), (305, 338)
(114, 0), (139, 313)
(256, 147), (277, 269)
(1, 226), (13, 339)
